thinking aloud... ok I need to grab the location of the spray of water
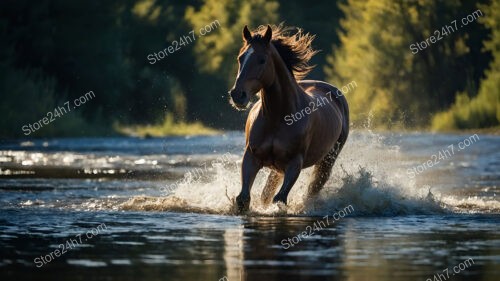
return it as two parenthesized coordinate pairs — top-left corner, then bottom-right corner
(121, 129), (499, 215)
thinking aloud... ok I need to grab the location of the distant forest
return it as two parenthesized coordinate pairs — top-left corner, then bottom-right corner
(1, 0), (499, 137)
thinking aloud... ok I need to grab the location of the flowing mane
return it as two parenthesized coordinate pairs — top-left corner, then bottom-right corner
(239, 24), (318, 80)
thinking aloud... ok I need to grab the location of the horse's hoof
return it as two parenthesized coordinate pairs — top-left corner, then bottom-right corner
(236, 195), (250, 214)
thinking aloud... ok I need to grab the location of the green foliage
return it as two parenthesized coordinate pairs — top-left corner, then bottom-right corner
(432, 0), (500, 130)
(117, 113), (220, 137)
(0, 0), (498, 137)
(325, 0), (490, 128)
(0, 64), (105, 137)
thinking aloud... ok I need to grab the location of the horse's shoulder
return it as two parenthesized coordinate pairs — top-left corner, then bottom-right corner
(245, 101), (262, 131)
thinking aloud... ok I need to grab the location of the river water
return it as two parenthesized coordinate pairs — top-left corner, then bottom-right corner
(0, 131), (499, 281)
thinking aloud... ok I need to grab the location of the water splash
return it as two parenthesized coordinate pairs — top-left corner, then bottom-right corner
(121, 130), (498, 215)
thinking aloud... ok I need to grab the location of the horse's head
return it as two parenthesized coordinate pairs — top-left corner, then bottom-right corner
(229, 25), (275, 110)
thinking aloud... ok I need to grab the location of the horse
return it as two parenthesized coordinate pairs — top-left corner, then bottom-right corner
(228, 24), (349, 213)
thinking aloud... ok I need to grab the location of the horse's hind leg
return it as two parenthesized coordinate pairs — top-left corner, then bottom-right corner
(261, 170), (283, 205)
(307, 150), (336, 196)
(307, 140), (346, 196)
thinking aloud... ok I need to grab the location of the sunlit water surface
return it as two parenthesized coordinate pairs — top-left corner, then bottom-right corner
(0, 131), (499, 281)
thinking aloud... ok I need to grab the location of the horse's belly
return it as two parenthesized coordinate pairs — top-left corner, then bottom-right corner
(303, 141), (335, 167)
(303, 110), (342, 167)
(250, 135), (301, 171)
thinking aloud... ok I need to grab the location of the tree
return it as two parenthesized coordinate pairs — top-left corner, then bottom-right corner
(325, 0), (489, 128)
(432, 0), (500, 130)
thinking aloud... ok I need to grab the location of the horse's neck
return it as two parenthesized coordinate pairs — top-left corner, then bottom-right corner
(261, 47), (303, 124)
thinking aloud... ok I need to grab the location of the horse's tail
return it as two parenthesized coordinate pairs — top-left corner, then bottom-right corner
(330, 85), (349, 152)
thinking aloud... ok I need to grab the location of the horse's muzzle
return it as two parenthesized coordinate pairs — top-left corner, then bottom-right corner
(228, 89), (248, 108)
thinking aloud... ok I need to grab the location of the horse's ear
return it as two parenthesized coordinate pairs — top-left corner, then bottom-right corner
(243, 25), (252, 42)
(263, 25), (272, 44)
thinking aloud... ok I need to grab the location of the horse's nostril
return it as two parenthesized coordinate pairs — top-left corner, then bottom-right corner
(229, 89), (246, 103)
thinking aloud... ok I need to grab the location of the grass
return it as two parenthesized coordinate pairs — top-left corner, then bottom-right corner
(116, 114), (221, 137)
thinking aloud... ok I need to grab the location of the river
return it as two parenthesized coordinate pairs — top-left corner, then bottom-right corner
(0, 131), (499, 280)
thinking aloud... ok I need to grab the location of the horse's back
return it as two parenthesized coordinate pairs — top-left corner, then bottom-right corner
(299, 80), (349, 134)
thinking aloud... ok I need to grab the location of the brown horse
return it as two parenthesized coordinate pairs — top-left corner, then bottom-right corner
(228, 25), (349, 213)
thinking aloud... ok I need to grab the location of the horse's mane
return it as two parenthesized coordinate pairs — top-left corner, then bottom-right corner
(241, 24), (318, 80)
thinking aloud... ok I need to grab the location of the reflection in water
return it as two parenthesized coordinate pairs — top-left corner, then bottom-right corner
(0, 209), (498, 280)
(231, 216), (500, 281)
(224, 227), (245, 281)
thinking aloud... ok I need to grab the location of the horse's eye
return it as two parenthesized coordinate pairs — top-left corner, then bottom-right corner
(259, 59), (266, 65)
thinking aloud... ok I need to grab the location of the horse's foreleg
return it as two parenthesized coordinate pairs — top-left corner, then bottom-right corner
(236, 149), (262, 213)
(261, 170), (283, 205)
(273, 156), (303, 205)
